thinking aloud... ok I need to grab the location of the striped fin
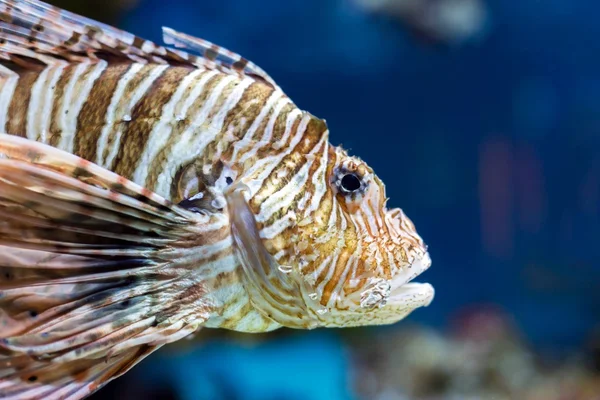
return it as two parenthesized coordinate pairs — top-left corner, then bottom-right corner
(162, 27), (279, 88)
(0, 0), (281, 89)
(0, 134), (215, 399)
(0, 345), (158, 400)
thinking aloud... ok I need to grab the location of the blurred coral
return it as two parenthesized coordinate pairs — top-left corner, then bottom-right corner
(351, 0), (489, 44)
(350, 307), (600, 400)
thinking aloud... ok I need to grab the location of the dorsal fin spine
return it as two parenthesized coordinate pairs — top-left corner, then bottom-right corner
(0, 0), (282, 91)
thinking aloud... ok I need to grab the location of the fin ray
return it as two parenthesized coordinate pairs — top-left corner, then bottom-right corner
(0, 133), (217, 399)
(0, 344), (158, 400)
(162, 26), (280, 89)
(0, 0), (282, 89)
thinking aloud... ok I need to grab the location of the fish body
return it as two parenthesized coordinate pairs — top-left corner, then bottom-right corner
(0, 1), (434, 398)
(0, 60), (308, 334)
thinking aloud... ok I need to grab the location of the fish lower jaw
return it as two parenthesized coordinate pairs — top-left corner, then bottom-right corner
(389, 282), (435, 309)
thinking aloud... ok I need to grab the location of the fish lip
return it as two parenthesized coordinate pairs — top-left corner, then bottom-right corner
(388, 251), (434, 308)
(389, 282), (435, 308)
(390, 250), (432, 288)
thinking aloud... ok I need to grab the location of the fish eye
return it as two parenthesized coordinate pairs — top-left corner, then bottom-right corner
(340, 173), (362, 193)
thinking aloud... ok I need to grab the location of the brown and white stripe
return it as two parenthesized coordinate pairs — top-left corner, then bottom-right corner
(0, 56), (335, 330)
(0, 0), (430, 333)
(0, 2), (433, 398)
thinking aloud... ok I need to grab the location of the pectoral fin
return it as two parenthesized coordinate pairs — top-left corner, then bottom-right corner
(224, 183), (320, 329)
(0, 134), (219, 399)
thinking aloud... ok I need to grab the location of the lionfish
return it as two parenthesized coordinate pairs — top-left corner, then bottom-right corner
(0, 0), (434, 398)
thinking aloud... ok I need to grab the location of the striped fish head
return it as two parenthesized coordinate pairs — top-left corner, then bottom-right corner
(290, 146), (435, 328)
(222, 116), (433, 330)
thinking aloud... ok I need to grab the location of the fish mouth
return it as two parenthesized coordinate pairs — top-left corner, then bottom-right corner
(388, 251), (435, 309)
(389, 282), (435, 309)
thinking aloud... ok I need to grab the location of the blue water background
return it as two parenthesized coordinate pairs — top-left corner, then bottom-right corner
(95, 1), (600, 398)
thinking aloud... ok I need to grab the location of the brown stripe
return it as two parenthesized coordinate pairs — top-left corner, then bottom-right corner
(212, 81), (276, 168)
(99, 64), (157, 166)
(74, 62), (132, 161)
(248, 102), (277, 143)
(224, 81), (275, 142)
(220, 299), (253, 330)
(132, 36), (145, 49)
(47, 63), (77, 147)
(320, 248), (353, 305)
(63, 31), (82, 48)
(0, 11), (12, 23)
(263, 138), (327, 228)
(112, 65), (193, 179)
(232, 58), (248, 72)
(343, 259), (370, 297)
(225, 93), (293, 170)
(205, 45), (219, 61)
(143, 72), (222, 192)
(251, 116), (328, 209)
(311, 145), (338, 232)
(269, 102), (295, 144)
(193, 81), (273, 177)
(6, 70), (39, 137)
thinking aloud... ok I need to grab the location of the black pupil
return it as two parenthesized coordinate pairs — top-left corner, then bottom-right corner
(341, 173), (361, 192)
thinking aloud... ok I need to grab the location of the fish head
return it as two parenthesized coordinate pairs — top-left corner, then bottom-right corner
(225, 132), (433, 330)
(290, 145), (435, 327)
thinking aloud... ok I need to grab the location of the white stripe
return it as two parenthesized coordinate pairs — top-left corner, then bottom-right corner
(361, 204), (380, 237)
(174, 238), (234, 267)
(315, 253), (338, 294)
(211, 77), (255, 129)
(40, 64), (68, 143)
(257, 133), (327, 222)
(212, 123), (235, 165)
(387, 250), (399, 274)
(310, 203), (338, 245)
(27, 64), (69, 142)
(195, 252), (239, 279)
(352, 213), (370, 240)
(230, 89), (284, 162)
(297, 190), (311, 211)
(346, 253), (363, 289)
(366, 186), (384, 232)
(176, 70), (218, 119)
(237, 97), (291, 164)
(274, 108), (302, 149)
(259, 211), (296, 239)
(104, 64), (170, 168)
(26, 67), (51, 140)
(95, 63), (144, 165)
(103, 130), (124, 169)
(58, 61), (107, 153)
(257, 159), (311, 223)
(191, 219), (231, 234)
(245, 113), (312, 197)
(327, 254), (356, 307)
(154, 75), (237, 196)
(307, 133), (330, 214)
(131, 68), (209, 184)
(0, 66), (19, 131)
(56, 62), (89, 146)
(155, 75), (253, 197)
(328, 202), (339, 231)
